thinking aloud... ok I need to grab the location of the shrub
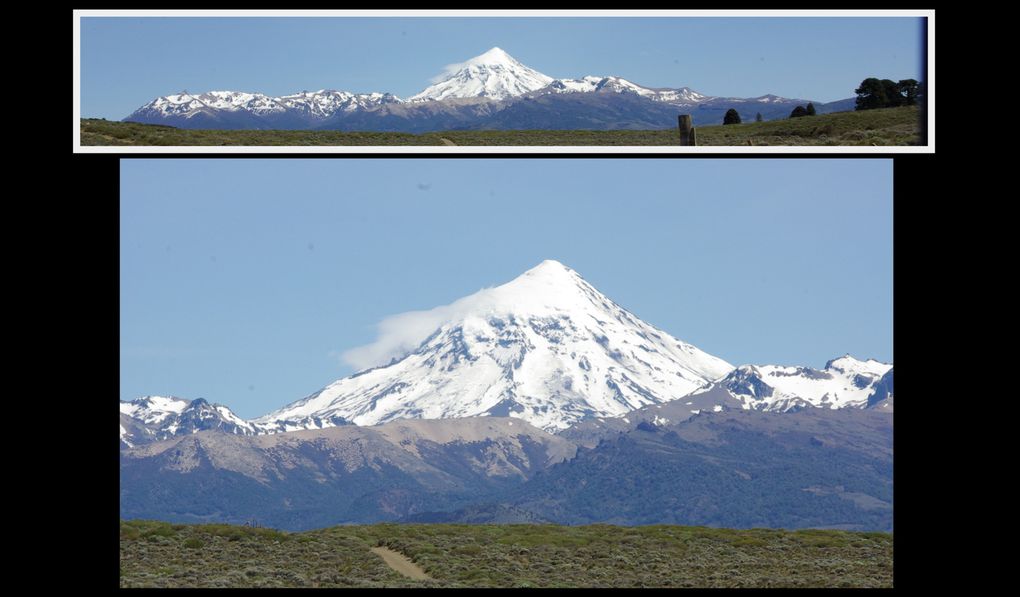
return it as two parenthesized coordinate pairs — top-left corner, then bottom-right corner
(142, 523), (177, 539)
(454, 545), (482, 555)
(184, 538), (204, 549)
(723, 109), (742, 125)
(121, 526), (141, 540)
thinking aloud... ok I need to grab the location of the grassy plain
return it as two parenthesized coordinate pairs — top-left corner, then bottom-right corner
(120, 519), (893, 588)
(82, 106), (919, 147)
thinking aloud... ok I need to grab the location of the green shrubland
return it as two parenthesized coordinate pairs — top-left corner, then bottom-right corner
(82, 106), (919, 147)
(120, 519), (892, 588)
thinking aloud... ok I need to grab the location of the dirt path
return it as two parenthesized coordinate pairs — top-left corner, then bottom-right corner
(439, 137), (457, 146)
(370, 546), (431, 580)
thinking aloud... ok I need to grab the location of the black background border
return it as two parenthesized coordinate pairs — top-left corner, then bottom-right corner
(69, 4), (936, 591)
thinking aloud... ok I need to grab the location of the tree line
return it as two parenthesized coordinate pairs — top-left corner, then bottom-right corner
(722, 103), (816, 125)
(854, 78), (920, 110)
(719, 76), (921, 125)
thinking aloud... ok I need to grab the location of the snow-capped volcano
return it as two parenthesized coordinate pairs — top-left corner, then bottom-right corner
(120, 264), (892, 443)
(408, 47), (555, 102)
(255, 260), (733, 432)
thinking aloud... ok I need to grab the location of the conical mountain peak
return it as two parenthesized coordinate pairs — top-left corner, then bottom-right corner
(465, 47), (515, 66)
(508, 259), (581, 289)
(522, 258), (573, 275)
(409, 47), (554, 102)
(257, 262), (735, 431)
(445, 260), (610, 322)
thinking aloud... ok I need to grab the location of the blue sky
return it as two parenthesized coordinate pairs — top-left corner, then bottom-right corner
(121, 159), (893, 418)
(84, 16), (924, 119)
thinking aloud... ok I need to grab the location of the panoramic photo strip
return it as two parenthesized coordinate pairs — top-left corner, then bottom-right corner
(77, 10), (933, 152)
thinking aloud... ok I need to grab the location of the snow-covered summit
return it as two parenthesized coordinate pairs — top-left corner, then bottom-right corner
(464, 47), (523, 68)
(254, 260), (734, 432)
(540, 76), (712, 106)
(825, 354), (892, 378)
(445, 259), (622, 318)
(719, 355), (893, 411)
(120, 395), (190, 425)
(131, 89), (401, 122)
(119, 395), (258, 447)
(408, 47), (554, 102)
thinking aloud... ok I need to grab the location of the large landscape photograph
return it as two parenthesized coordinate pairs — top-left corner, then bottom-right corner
(119, 158), (894, 587)
(79, 12), (928, 147)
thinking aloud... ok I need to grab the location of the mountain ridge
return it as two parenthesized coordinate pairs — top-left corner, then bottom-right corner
(121, 259), (891, 441)
(124, 47), (854, 131)
(120, 395), (259, 448)
(120, 408), (892, 531)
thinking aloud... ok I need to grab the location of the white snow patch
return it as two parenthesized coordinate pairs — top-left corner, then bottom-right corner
(120, 396), (190, 424)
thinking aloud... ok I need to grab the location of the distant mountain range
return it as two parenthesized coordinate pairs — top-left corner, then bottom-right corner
(121, 409), (892, 531)
(123, 47), (855, 132)
(121, 260), (892, 445)
(120, 260), (892, 531)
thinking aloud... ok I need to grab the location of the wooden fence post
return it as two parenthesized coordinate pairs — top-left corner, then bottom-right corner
(678, 114), (697, 146)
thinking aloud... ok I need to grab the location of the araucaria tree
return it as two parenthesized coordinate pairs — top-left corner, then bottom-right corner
(723, 109), (742, 125)
(855, 78), (889, 110)
(855, 77), (921, 110)
(897, 79), (920, 105)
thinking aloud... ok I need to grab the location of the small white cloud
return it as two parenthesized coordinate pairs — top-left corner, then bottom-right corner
(429, 61), (466, 84)
(339, 286), (499, 371)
